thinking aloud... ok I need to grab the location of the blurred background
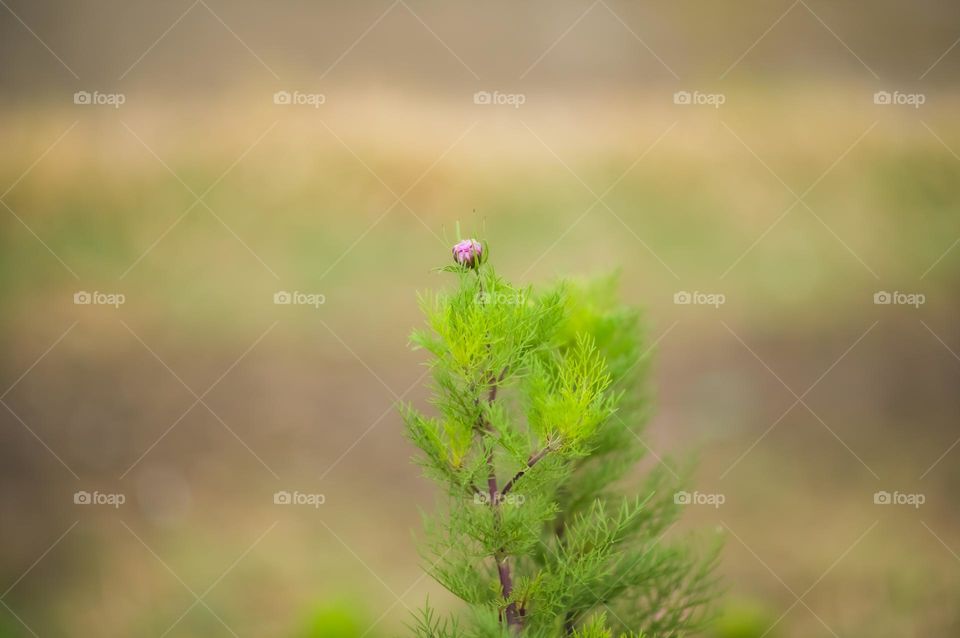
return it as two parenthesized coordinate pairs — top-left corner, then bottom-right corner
(1, 1), (959, 636)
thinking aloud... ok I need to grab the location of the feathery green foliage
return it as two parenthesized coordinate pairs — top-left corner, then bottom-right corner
(401, 244), (721, 637)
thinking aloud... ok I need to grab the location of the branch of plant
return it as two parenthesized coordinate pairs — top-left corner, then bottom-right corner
(500, 440), (558, 497)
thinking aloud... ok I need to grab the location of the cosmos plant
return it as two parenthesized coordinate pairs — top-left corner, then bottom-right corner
(400, 239), (721, 637)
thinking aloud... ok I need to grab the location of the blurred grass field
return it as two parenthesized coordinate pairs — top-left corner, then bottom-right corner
(4, 88), (960, 316)
(1, 85), (959, 637)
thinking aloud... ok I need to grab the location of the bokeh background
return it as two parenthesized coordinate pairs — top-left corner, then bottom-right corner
(1, 1), (959, 636)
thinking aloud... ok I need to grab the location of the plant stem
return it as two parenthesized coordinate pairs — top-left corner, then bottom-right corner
(497, 550), (521, 629)
(480, 367), (522, 632)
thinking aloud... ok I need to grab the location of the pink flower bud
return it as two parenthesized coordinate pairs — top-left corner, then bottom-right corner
(452, 239), (483, 268)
